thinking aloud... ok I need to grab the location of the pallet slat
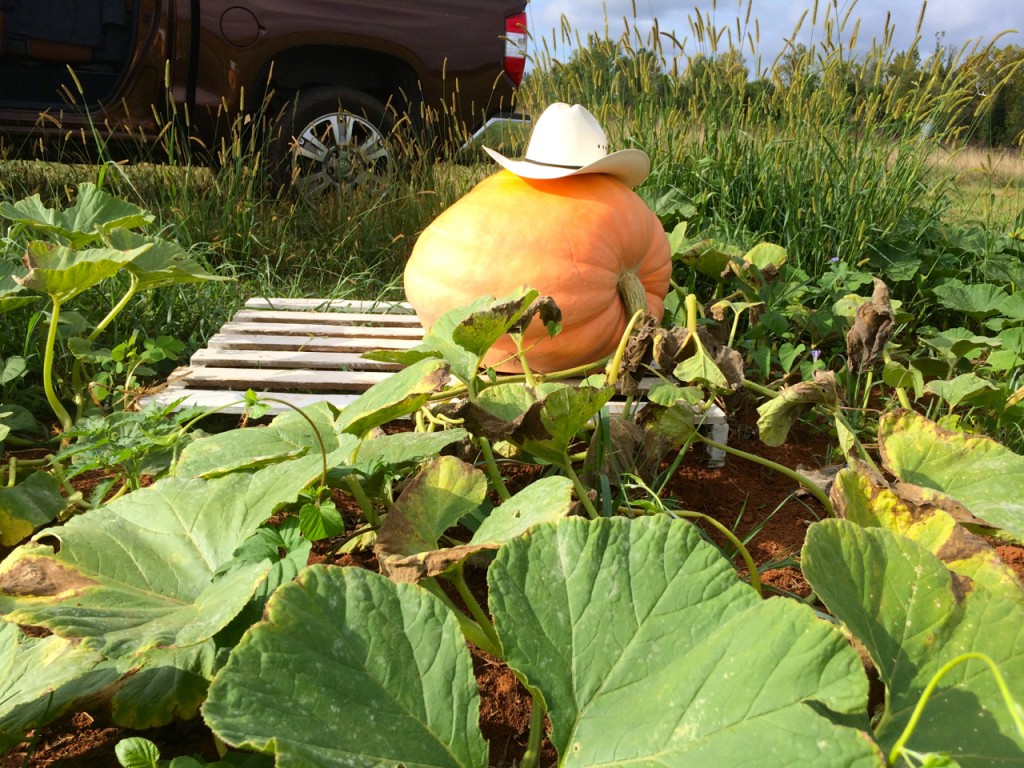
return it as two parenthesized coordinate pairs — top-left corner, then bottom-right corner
(205, 333), (422, 352)
(189, 348), (404, 370)
(217, 321), (425, 338)
(244, 297), (414, 313)
(231, 309), (422, 326)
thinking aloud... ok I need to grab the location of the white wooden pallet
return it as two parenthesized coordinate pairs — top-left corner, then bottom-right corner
(142, 297), (728, 465)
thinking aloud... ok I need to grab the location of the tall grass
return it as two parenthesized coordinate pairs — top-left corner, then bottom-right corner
(521, 0), (1012, 276)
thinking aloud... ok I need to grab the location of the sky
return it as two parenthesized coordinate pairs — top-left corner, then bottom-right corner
(524, 0), (1022, 75)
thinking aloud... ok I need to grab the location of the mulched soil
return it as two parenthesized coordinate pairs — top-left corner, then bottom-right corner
(5, 393), (1023, 766)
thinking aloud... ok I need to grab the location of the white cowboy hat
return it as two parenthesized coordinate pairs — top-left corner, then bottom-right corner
(483, 102), (650, 188)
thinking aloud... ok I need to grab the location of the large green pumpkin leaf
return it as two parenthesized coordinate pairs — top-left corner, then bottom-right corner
(107, 229), (231, 290)
(0, 183), (153, 247)
(375, 456), (488, 582)
(107, 642), (218, 729)
(446, 381), (607, 465)
(416, 297), (497, 383)
(830, 465), (1021, 593)
(17, 240), (149, 303)
(490, 516), (882, 767)
(923, 373), (998, 408)
(383, 456), (486, 548)
(0, 471), (66, 546)
(0, 524), (267, 661)
(469, 475), (574, 545)
(0, 621), (113, 751)
(932, 279), (1009, 319)
(348, 428), (468, 474)
(367, 298), (494, 383)
(472, 380), (561, 423)
(451, 287), (539, 358)
(742, 241), (788, 271)
(803, 520), (1024, 765)
(503, 384), (615, 465)
(878, 410), (1024, 540)
(375, 459), (573, 583)
(340, 428), (469, 496)
(336, 357), (450, 437)
(671, 236), (741, 278)
(203, 565), (487, 768)
(176, 402), (354, 478)
(0, 455), (324, 658)
(919, 329), (1000, 371)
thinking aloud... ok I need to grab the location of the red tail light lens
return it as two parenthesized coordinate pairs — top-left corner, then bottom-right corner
(504, 12), (527, 87)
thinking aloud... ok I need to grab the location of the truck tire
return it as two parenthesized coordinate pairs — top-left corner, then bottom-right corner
(271, 85), (396, 202)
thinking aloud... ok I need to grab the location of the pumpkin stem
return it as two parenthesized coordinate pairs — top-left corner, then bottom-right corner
(616, 269), (649, 317)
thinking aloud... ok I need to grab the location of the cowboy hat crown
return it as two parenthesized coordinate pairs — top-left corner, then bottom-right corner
(483, 102), (650, 188)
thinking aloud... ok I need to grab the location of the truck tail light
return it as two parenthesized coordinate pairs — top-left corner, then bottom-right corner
(504, 12), (527, 87)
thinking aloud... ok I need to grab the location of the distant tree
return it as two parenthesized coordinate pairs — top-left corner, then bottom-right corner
(884, 46), (923, 105)
(951, 44), (1024, 147)
(775, 43), (818, 89)
(989, 45), (1024, 146)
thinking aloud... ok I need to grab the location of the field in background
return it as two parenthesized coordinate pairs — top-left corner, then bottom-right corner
(935, 145), (1024, 227)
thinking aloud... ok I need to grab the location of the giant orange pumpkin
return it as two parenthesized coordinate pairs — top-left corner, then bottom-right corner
(404, 170), (671, 373)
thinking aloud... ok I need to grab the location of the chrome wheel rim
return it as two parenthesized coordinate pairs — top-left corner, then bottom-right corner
(291, 110), (388, 201)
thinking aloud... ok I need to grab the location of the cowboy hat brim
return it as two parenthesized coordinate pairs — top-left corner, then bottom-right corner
(482, 145), (651, 188)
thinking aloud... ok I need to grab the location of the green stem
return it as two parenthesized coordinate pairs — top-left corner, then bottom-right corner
(860, 370), (874, 411)
(46, 456), (78, 498)
(421, 578), (503, 659)
(894, 385), (913, 411)
(560, 453), (601, 520)
(90, 275), (138, 341)
(742, 379), (781, 398)
(673, 510), (762, 597)
(887, 652), (1024, 766)
(727, 308), (742, 350)
(511, 333), (537, 389)
(834, 409), (882, 474)
(42, 299), (74, 436)
(521, 692), (547, 768)
(604, 308), (646, 388)
(178, 400), (244, 433)
(104, 482), (130, 505)
(70, 277), (141, 421)
(684, 292), (699, 336)
(478, 436), (511, 502)
(693, 433), (834, 516)
(345, 474), (379, 528)
(449, 563), (502, 654)
(1, 457), (51, 486)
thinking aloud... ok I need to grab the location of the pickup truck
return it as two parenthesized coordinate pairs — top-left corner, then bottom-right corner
(0, 0), (528, 196)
